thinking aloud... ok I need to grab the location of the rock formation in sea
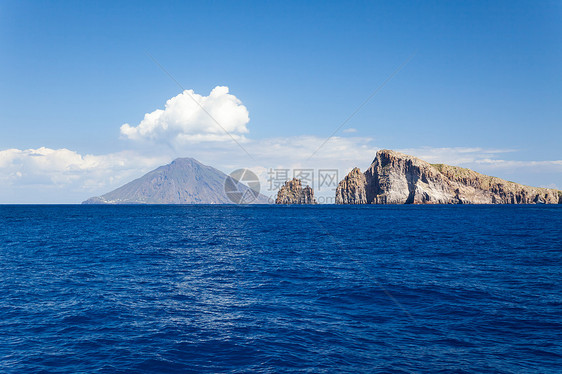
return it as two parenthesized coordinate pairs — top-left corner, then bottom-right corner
(336, 149), (562, 205)
(82, 158), (270, 204)
(275, 178), (317, 204)
(334, 167), (367, 204)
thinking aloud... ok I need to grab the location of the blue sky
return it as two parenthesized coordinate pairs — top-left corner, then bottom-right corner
(1, 1), (561, 203)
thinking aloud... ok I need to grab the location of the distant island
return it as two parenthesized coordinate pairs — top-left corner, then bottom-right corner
(84, 150), (561, 205)
(82, 158), (269, 204)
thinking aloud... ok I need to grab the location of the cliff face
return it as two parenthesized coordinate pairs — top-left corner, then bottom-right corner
(336, 150), (561, 205)
(275, 178), (317, 204)
(334, 167), (367, 204)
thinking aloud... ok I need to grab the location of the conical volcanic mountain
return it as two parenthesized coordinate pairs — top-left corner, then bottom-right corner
(82, 158), (270, 204)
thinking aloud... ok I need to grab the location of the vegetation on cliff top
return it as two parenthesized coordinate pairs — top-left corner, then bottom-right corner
(430, 163), (558, 193)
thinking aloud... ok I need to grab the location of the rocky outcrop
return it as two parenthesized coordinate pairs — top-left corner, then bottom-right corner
(335, 167), (367, 204)
(336, 149), (562, 205)
(275, 178), (317, 204)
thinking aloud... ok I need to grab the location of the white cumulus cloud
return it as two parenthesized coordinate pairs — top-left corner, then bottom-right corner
(120, 86), (250, 144)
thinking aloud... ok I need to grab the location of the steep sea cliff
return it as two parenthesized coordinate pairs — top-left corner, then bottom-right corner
(336, 150), (561, 204)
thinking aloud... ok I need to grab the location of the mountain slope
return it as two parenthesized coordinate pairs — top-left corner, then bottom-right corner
(336, 150), (562, 204)
(83, 158), (269, 204)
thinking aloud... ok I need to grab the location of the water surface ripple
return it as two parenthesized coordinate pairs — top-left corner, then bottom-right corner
(1, 205), (561, 373)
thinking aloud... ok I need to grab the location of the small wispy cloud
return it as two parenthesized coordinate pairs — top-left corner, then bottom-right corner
(342, 128), (357, 133)
(540, 183), (559, 190)
(475, 159), (562, 168)
(397, 147), (516, 165)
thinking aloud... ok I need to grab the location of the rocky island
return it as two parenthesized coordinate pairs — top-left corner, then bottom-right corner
(336, 149), (562, 204)
(275, 178), (317, 204)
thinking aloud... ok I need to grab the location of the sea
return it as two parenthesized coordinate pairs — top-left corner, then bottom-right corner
(1, 205), (561, 373)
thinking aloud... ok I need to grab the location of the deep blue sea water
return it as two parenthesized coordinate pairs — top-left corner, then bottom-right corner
(1, 205), (561, 373)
